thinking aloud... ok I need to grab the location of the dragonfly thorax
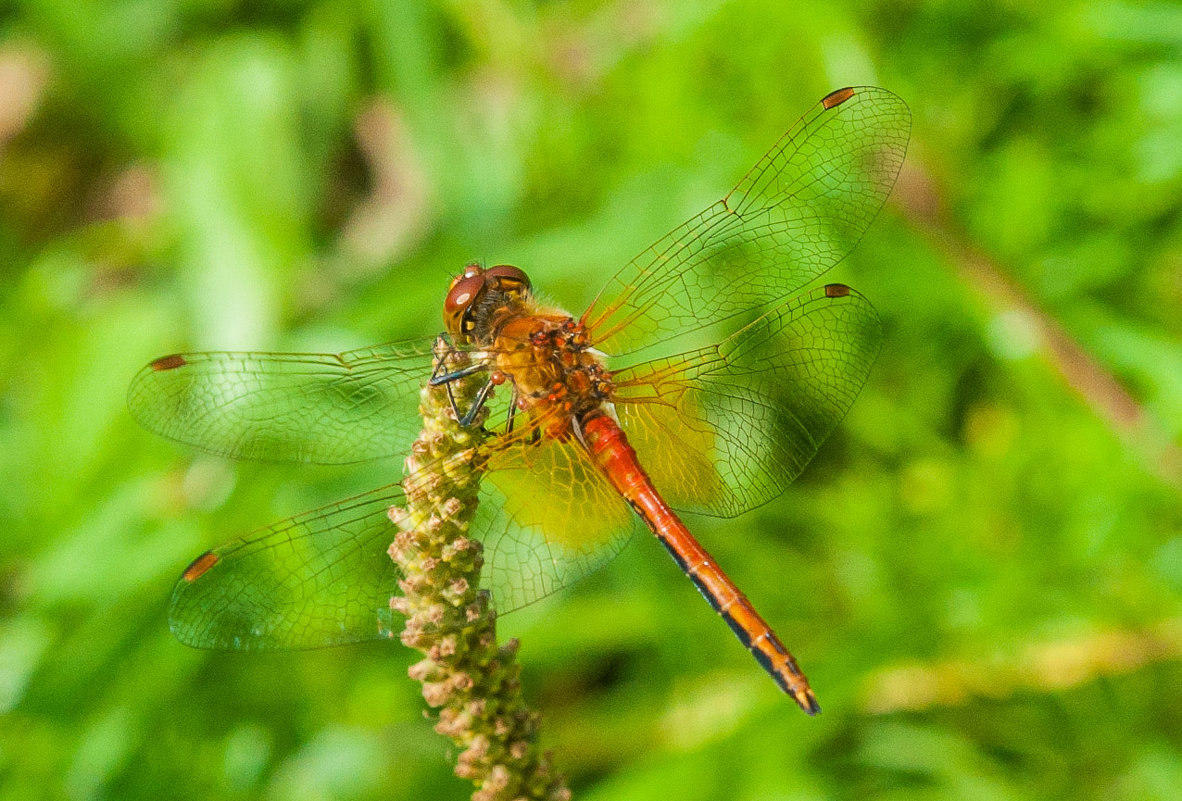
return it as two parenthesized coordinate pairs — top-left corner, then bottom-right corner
(492, 313), (613, 441)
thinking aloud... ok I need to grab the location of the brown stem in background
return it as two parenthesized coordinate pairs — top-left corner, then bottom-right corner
(861, 617), (1182, 714)
(895, 158), (1182, 489)
(387, 340), (570, 801)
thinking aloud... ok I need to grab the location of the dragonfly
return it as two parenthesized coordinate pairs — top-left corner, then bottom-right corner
(130, 86), (910, 715)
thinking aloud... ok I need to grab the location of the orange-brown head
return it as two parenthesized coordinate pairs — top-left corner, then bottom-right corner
(443, 263), (532, 343)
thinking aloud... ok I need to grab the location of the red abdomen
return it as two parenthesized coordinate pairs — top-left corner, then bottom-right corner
(579, 411), (820, 714)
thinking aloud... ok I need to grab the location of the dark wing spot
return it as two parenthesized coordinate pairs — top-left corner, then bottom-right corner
(821, 87), (856, 109)
(824, 283), (851, 298)
(150, 354), (187, 371)
(181, 550), (219, 581)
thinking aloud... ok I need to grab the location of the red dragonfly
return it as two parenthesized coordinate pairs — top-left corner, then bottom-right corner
(130, 86), (909, 714)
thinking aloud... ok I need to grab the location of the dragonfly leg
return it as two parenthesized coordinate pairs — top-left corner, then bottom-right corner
(430, 333), (457, 381)
(428, 362), (488, 387)
(501, 391), (540, 443)
(505, 388), (518, 433)
(429, 333), (488, 386)
(428, 337), (494, 425)
(456, 377), (498, 427)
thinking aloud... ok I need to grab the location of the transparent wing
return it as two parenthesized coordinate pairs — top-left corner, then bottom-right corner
(582, 86), (908, 356)
(168, 484), (407, 650)
(169, 421), (638, 650)
(478, 422), (641, 613)
(128, 337), (439, 464)
(610, 284), (882, 518)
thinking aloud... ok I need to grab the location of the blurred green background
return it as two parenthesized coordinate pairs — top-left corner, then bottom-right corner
(3, 1), (1181, 799)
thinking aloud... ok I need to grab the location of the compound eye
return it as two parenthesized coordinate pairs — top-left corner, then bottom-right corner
(448, 263), (483, 290)
(443, 272), (486, 335)
(484, 264), (532, 294)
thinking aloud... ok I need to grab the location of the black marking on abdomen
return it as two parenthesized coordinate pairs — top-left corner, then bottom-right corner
(655, 534), (690, 574)
(687, 570), (723, 614)
(764, 635), (789, 656)
(721, 610), (753, 648)
(751, 646), (790, 693)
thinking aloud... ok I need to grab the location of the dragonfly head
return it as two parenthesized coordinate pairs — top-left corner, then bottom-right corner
(444, 263), (533, 343)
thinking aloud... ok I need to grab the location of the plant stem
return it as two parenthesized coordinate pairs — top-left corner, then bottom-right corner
(387, 339), (570, 801)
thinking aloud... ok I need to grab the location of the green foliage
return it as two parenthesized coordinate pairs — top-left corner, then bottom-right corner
(2, 1), (1180, 799)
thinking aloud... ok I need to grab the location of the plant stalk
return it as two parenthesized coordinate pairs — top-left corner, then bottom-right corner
(387, 339), (570, 801)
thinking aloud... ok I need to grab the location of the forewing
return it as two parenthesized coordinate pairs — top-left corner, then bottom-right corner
(128, 338), (438, 464)
(611, 285), (882, 518)
(169, 484), (406, 650)
(582, 86), (908, 356)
